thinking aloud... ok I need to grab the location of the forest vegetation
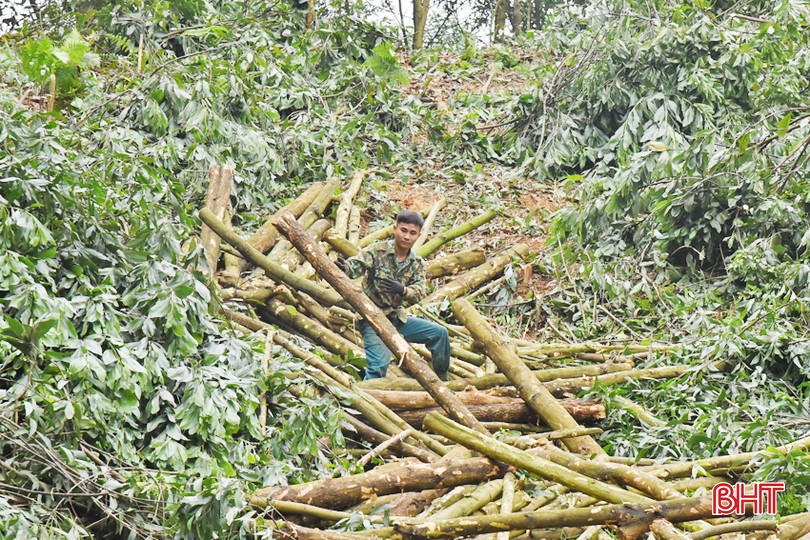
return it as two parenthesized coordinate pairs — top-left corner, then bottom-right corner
(0, 0), (808, 538)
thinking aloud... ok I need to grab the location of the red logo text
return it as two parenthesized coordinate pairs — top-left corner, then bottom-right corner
(712, 482), (785, 515)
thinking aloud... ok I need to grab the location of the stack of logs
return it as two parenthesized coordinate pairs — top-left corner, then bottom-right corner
(198, 167), (810, 540)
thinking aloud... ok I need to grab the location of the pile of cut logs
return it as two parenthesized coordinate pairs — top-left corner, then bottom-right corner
(198, 166), (810, 540)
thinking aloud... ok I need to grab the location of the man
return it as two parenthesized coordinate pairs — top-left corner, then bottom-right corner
(340, 210), (450, 381)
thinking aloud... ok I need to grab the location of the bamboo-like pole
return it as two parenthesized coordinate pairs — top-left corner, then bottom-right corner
(453, 298), (604, 456)
(649, 519), (691, 540)
(415, 209), (498, 258)
(413, 197), (447, 250)
(199, 165), (233, 276)
(429, 479), (504, 520)
(691, 520), (778, 540)
(423, 413), (650, 505)
(395, 492), (711, 539)
(274, 214), (491, 435)
(427, 248), (487, 279)
(335, 171), (368, 238)
(199, 208), (344, 306)
(268, 177), (341, 261)
(262, 297), (361, 357)
(348, 206), (362, 245)
(497, 472), (518, 540)
(356, 362), (635, 392)
(421, 245), (530, 304)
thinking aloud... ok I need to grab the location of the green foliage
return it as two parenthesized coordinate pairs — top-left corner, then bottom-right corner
(18, 29), (99, 98)
(364, 42), (410, 85)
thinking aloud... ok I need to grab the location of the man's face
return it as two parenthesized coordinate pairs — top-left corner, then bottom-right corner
(394, 221), (421, 252)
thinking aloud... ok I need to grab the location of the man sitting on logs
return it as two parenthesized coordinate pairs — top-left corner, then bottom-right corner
(339, 210), (450, 380)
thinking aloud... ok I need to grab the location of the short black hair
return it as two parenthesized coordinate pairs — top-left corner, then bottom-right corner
(396, 210), (424, 229)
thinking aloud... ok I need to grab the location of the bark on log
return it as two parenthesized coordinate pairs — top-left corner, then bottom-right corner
(415, 209), (498, 258)
(274, 214), (491, 435)
(342, 414), (436, 463)
(778, 513), (810, 540)
(428, 479), (504, 521)
(398, 399), (605, 427)
(261, 297), (361, 357)
(426, 248), (487, 279)
(241, 182), (323, 270)
(530, 443), (681, 501)
(413, 198), (447, 250)
(453, 298), (604, 456)
(348, 206), (362, 246)
(423, 412), (650, 506)
(395, 496), (716, 539)
(251, 457), (501, 510)
(200, 165), (233, 276)
(268, 176), (341, 261)
(279, 218), (332, 269)
(690, 520), (777, 540)
(356, 362), (635, 392)
(335, 171), (368, 238)
(199, 209), (344, 306)
(649, 519), (691, 540)
(422, 245), (530, 305)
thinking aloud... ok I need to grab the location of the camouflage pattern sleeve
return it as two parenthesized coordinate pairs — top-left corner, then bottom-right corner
(344, 250), (373, 280)
(403, 258), (427, 304)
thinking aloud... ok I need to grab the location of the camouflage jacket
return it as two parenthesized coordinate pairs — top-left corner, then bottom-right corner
(344, 240), (427, 323)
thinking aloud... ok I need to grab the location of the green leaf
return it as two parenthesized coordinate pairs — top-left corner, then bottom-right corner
(30, 319), (56, 344)
(363, 43), (409, 86)
(777, 113), (793, 138)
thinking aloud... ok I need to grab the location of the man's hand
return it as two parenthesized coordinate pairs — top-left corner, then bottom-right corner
(379, 278), (406, 296)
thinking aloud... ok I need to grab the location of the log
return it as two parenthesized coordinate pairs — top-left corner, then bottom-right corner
(395, 496), (717, 539)
(423, 413), (650, 506)
(242, 182), (323, 266)
(199, 164), (233, 275)
(422, 245), (530, 305)
(342, 415), (436, 463)
(399, 399), (605, 427)
(413, 198), (447, 250)
(427, 248), (487, 279)
(690, 520), (777, 540)
(199, 208), (344, 306)
(261, 298), (361, 357)
(220, 211), (242, 286)
(348, 206), (362, 246)
(496, 472), (517, 540)
(279, 218), (332, 269)
(453, 299), (604, 456)
(428, 479), (504, 521)
(268, 176), (341, 261)
(386, 489), (450, 517)
(274, 214), (491, 435)
(415, 209), (498, 258)
(222, 308), (446, 458)
(335, 171), (368, 238)
(529, 443), (681, 501)
(356, 362), (636, 392)
(779, 513), (810, 540)
(251, 457), (501, 510)
(649, 519), (691, 540)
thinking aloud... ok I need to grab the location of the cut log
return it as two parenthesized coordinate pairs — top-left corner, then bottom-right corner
(413, 198), (447, 250)
(427, 248), (487, 279)
(342, 414), (435, 463)
(422, 245), (530, 305)
(648, 519), (691, 540)
(279, 218), (332, 269)
(422, 412), (649, 507)
(429, 479), (504, 520)
(241, 182), (323, 268)
(199, 208), (344, 306)
(251, 457), (501, 510)
(395, 496), (717, 539)
(261, 297), (361, 357)
(690, 520), (778, 540)
(453, 298), (605, 456)
(274, 214), (491, 435)
(415, 209), (498, 258)
(199, 164), (233, 276)
(335, 171), (368, 238)
(356, 362), (636, 392)
(348, 206), (362, 246)
(268, 176), (341, 261)
(398, 399), (605, 427)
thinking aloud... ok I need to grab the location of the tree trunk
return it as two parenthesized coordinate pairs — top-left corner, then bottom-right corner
(357, 362), (635, 392)
(508, 0), (523, 35)
(199, 209), (344, 306)
(261, 297), (361, 357)
(494, 0), (507, 41)
(395, 494), (714, 539)
(199, 165), (233, 276)
(422, 412), (649, 507)
(335, 171), (368, 239)
(413, 0), (430, 49)
(453, 299), (605, 456)
(422, 244), (529, 304)
(397, 399), (605, 427)
(427, 248), (487, 278)
(251, 457), (501, 510)
(274, 214), (491, 435)
(240, 182), (323, 269)
(268, 177), (341, 261)
(532, 0), (546, 29)
(279, 218), (332, 270)
(415, 209), (497, 258)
